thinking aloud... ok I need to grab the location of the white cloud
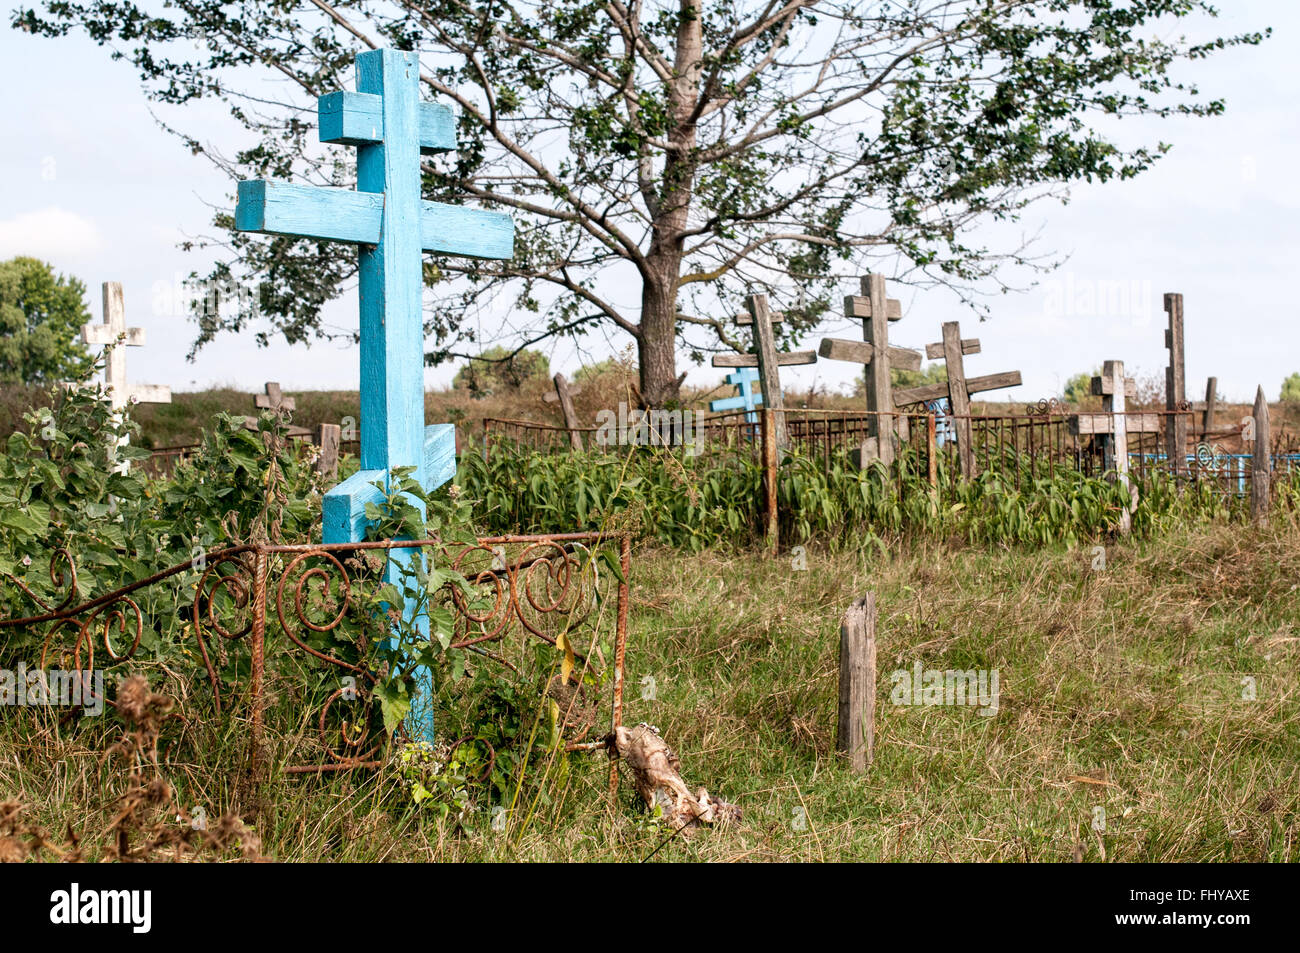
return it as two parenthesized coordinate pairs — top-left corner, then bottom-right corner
(0, 207), (103, 259)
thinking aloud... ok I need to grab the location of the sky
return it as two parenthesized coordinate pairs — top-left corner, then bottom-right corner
(0, 2), (1295, 405)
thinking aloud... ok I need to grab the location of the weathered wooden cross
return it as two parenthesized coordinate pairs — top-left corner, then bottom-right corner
(710, 367), (764, 424)
(81, 282), (173, 411)
(543, 373), (583, 450)
(255, 381), (296, 415)
(905, 321), (1022, 478)
(711, 293), (816, 450)
(248, 381), (312, 438)
(1164, 293), (1190, 475)
(817, 275), (921, 467)
(235, 48), (514, 740)
(1070, 360), (1157, 534)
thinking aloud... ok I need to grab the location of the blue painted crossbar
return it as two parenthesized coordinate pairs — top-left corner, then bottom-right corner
(710, 367), (764, 424)
(235, 182), (513, 259)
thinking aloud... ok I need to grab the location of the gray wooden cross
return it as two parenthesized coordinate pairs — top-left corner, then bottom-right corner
(543, 373), (583, 450)
(903, 321), (1022, 478)
(817, 275), (920, 466)
(1070, 361), (1157, 534)
(1163, 293), (1189, 475)
(255, 381), (296, 415)
(712, 293), (816, 451)
(81, 282), (172, 411)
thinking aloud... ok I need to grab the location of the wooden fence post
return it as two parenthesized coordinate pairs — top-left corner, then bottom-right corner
(1252, 386), (1271, 527)
(762, 407), (779, 555)
(927, 411), (938, 491)
(1203, 377), (1218, 435)
(1164, 293), (1188, 475)
(836, 593), (877, 773)
(546, 373), (584, 451)
(316, 423), (341, 482)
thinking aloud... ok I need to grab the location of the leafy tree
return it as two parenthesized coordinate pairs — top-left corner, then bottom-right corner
(1063, 369), (1098, 406)
(891, 363), (947, 391)
(0, 256), (92, 385)
(1281, 373), (1300, 404)
(452, 345), (549, 394)
(852, 362), (946, 397)
(14, 2), (1267, 404)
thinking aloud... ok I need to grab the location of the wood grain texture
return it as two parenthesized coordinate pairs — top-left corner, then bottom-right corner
(235, 180), (513, 258)
(836, 593), (877, 774)
(892, 370), (1022, 407)
(1203, 377), (1218, 434)
(749, 294), (788, 451)
(941, 321), (976, 478)
(1070, 413), (1160, 435)
(1103, 359), (1132, 535)
(1252, 386), (1271, 526)
(1164, 293), (1188, 475)
(318, 91), (456, 152)
(316, 423), (341, 482)
(551, 373), (584, 451)
(711, 350), (816, 368)
(924, 337), (979, 360)
(843, 294), (903, 321)
(864, 276), (895, 466)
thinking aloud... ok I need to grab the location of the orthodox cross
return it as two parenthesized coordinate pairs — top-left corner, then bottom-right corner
(1164, 293), (1189, 475)
(710, 367), (763, 424)
(81, 282), (172, 411)
(817, 275), (920, 467)
(712, 293), (816, 451)
(1070, 361), (1157, 534)
(234, 48), (514, 740)
(905, 321), (1022, 478)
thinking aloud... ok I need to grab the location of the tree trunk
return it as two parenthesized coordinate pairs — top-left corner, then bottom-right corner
(639, 267), (682, 406)
(636, 0), (702, 409)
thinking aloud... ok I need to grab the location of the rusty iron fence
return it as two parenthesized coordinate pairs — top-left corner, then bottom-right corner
(0, 532), (630, 781)
(481, 404), (1292, 497)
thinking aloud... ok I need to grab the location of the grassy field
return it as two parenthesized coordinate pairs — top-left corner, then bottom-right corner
(6, 519), (1297, 861)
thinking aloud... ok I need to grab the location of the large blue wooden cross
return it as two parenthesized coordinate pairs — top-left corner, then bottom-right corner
(710, 367), (764, 424)
(235, 49), (514, 741)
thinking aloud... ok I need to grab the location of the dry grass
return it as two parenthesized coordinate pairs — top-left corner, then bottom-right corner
(3, 519), (1297, 861)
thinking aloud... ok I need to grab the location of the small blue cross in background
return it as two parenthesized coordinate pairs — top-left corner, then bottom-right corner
(710, 367), (764, 424)
(235, 49), (514, 741)
(926, 397), (954, 447)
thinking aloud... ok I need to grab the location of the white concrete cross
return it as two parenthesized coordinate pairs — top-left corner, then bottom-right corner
(81, 282), (172, 410)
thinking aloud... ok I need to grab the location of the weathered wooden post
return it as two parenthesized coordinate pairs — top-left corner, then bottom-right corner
(762, 407), (779, 555)
(836, 593), (877, 773)
(316, 423), (341, 481)
(915, 321), (1022, 479)
(818, 275), (920, 467)
(712, 294), (816, 452)
(926, 411), (938, 497)
(1252, 386), (1271, 527)
(544, 373), (584, 450)
(1164, 293), (1189, 475)
(235, 48), (514, 741)
(1202, 377), (1218, 435)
